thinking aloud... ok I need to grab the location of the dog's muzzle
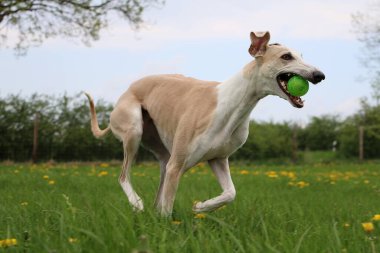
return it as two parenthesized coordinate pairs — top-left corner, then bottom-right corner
(276, 70), (325, 108)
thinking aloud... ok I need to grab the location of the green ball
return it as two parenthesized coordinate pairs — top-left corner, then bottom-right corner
(287, 75), (309, 97)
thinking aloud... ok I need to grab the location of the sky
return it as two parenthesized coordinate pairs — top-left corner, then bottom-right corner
(0, 0), (374, 124)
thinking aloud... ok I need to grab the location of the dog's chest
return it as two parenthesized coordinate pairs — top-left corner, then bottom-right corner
(190, 121), (249, 164)
(214, 124), (250, 156)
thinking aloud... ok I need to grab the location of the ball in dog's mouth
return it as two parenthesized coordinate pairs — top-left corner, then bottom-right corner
(277, 73), (305, 108)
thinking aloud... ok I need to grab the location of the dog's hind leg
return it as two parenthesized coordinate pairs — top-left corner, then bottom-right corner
(113, 104), (144, 211)
(153, 156), (169, 208)
(119, 136), (144, 211)
(193, 158), (236, 212)
(156, 156), (185, 216)
(140, 109), (170, 208)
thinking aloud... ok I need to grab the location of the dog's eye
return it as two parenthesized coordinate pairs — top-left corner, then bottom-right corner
(281, 53), (293, 61)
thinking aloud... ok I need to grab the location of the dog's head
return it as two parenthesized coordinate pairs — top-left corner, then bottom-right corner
(248, 31), (325, 108)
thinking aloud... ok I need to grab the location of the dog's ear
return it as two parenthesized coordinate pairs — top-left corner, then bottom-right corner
(249, 31), (270, 57)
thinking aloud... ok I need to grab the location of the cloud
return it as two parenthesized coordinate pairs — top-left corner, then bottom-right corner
(36, 0), (367, 51)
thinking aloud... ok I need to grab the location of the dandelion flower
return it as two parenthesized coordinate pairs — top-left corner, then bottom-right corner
(343, 223), (350, 228)
(98, 171), (108, 177)
(194, 213), (206, 219)
(361, 222), (374, 233)
(281, 171), (297, 179)
(297, 181), (310, 188)
(48, 180), (55, 185)
(20, 202), (28, 206)
(239, 170), (249, 175)
(372, 214), (380, 221)
(172, 220), (182, 225)
(266, 171), (278, 178)
(68, 237), (78, 243)
(43, 175), (49, 179)
(100, 163), (109, 168)
(0, 238), (17, 248)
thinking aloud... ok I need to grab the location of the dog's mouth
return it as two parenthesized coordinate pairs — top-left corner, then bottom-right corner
(276, 73), (305, 108)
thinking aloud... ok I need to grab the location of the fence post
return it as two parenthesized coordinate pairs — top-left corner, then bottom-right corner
(32, 112), (40, 163)
(359, 126), (364, 161)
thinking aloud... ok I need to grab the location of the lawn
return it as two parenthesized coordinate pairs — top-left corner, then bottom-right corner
(1, 161), (380, 252)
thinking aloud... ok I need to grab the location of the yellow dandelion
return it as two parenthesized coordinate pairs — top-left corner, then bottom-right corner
(43, 175), (49, 180)
(0, 238), (17, 248)
(68, 237), (78, 243)
(239, 170), (249, 175)
(98, 171), (108, 177)
(194, 213), (206, 219)
(329, 173), (338, 181)
(288, 172), (297, 179)
(100, 163), (109, 168)
(266, 171), (278, 178)
(297, 181), (310, 188)
(361, 222), (375, 233)
(48, 180), (55, 185)
(172, 220), (182, 225)
(372, 214), (380, 221)
(281, 171), (297, 179)
(20, 202), (28, 206)
(343, 223), (350, 228)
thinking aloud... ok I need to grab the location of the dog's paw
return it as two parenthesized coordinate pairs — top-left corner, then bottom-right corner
(192, 201), (205, 213)
(132, 199), (144, 212)
(193, 200), (227, 213)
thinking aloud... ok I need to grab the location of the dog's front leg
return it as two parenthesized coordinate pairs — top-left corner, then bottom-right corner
(193, 158), (236, 212)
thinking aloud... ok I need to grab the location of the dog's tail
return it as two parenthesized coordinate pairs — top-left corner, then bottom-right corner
(83, 92), (111, 139)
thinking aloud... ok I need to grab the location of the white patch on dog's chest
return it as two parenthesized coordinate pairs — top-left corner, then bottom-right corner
(186, 120), (249, 167)
(213, 121), (250, 156)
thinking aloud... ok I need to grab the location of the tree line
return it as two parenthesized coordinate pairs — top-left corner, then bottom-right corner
(0, 93), (379, 162)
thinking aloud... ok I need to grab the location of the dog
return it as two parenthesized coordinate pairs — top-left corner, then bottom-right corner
(85, 31), (325, 216)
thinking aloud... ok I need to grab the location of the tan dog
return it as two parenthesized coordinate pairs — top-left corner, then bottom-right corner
(85, 31), (325, 216)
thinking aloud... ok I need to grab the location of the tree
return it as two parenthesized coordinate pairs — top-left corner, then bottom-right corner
(371, 75), (380, 106)
(231, 121), (293, 161)
(352, 2), (380, 105)
(0, 93), (156, 162)
(299, 115), (341, 151)
(0, 0), (164, 54)
(339, 99), (380, 159)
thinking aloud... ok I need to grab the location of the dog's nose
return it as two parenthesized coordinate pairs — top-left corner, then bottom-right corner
(312, 71), (325, 83)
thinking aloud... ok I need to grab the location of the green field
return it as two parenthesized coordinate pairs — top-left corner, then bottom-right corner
(1, 161), (380, 252)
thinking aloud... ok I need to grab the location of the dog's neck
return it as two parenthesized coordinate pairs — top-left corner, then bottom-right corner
(216, 60), (268, 128)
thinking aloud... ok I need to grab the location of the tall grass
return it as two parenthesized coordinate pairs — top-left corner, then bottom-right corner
(1, 161), (380, 252)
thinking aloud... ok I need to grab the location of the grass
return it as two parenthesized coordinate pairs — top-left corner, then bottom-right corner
(1, 161), (380, 252)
